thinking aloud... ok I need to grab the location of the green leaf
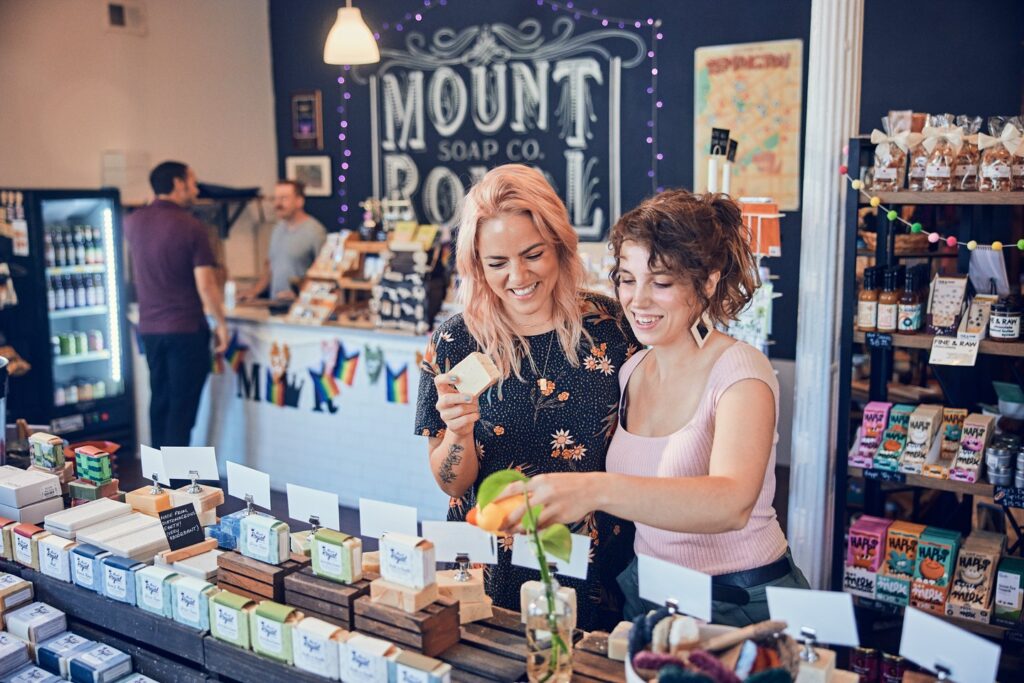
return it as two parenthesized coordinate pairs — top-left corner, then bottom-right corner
(539, 524), (572, 563)
(476, 469), (528, 510)
(520, 504), (544, 533)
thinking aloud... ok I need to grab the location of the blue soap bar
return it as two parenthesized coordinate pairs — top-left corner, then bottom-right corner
(68, 644), (132, 683)
(70, 545), (110, 594)
(219, 510), (248, 546)
(206, 523), (236, 551)
(100, 556), (144, 606)
(37, 632), (95, 678)
(2, 665), (61, 682)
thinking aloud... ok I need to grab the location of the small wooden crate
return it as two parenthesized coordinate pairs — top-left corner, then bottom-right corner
(352, 592), (460, 657)
(439, 606), (526, 681)
(283, 566), (373, 630)
(216, 550), (307, 603)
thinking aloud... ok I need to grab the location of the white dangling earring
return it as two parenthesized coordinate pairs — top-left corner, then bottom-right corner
(690, 310), (713, 349)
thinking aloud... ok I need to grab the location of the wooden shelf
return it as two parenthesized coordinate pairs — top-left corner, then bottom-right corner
(49, 305), (108, 319)
(848, 466), (996, 498)
(54, 350), (111, 366)
(853, 330), (1024, 357)
(854, 596), (1023, 643)
(337, 277), (376, 291)
(347, 240), (390, 253)
(856, 249), (957, 259)
(859, 192), (1024, 206)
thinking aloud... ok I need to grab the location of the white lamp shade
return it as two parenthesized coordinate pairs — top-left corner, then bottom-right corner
(324, 7), (380, 65)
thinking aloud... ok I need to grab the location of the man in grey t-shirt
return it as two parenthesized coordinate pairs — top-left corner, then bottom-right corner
(240, 180), (326, 301)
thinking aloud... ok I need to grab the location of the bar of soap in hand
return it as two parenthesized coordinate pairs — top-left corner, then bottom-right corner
(450, 352), (500, 397)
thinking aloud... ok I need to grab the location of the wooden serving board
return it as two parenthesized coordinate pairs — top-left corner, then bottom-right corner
(353, 593), (460, 656)
(283, 566), (373, 629)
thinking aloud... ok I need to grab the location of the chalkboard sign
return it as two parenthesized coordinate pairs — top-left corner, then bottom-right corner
(863, 469), (906, 484)
(994, 486), (1024, 510)
(710, 127), (730, 155)
(865, 332), (893, 349)
(159, 504), (206, 551)
(856, 596), (901, 617)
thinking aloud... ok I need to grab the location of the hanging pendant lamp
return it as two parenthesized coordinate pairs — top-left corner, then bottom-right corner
(323, 0), (380, 65)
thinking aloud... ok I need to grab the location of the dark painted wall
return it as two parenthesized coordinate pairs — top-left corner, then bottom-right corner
(269, 0), (1023, 360)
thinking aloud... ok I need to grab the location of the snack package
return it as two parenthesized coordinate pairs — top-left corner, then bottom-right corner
(979, 116), (1015, 192)
(922, 114), (958, 192)
(954, 115), (982, 191)
(907, 114), (931, 191)
(870, 113), (912, 191)
(1011, 116), (1024, 191)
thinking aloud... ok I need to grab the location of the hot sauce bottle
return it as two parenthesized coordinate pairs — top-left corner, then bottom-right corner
(858, 267), (880, 332)
(877, 268), (899, 333)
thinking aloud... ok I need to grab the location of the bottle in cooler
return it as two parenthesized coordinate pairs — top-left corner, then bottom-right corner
(51, 335), (61, 357)
(66, 382), (79, 404)
(47, 279), (56, 311)
(75, 275), (87, 307)
(94, 274), (106, 305)
(88, 330), (104, 352)
(44, 230), (55, 267)
(53, 276), (65, 310)
(58, 333), (71, 356)
(85, 275), (97, 306)
(78, 380), (93, 402)
(62, 275), (73, 307)
(54, 227), (67, 267)
(75, 331), (88, 355)
(54, 384), (66, 407)
(93, 227), (105, 264)
(93, 379), (106, 399)
(74, 226), (86, 265)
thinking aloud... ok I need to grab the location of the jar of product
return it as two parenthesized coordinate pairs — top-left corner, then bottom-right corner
(51, 335), (61, 357)
(66, 383), (79, 404)
(880, 653), (908, 683)
(58, 333), (73, 356)
(75, 331), (89, 355)
(989, 466), (1013, 486)
(1015, 469), (1024, 489)
(857, 267), (880, 332)
(877, 269), (899, 333)
(850, 647), (879, 682)
(897, 271), (922, 333)
(93, 379), (107, 399)
(985, 444), (1013, 469)
(78, 381), (93, 402)
(54, 385), (66, 407)
(989, 300), (1021, 341)
(88, 330), (104, 352)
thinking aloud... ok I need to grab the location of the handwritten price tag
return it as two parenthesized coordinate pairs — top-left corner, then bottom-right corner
(929, 334), (980, 367)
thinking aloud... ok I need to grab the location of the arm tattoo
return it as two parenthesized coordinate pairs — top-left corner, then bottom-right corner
(438, 443), (464, 485)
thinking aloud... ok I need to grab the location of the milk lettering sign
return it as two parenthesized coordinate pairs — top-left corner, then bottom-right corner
(363, 17), (647, 239)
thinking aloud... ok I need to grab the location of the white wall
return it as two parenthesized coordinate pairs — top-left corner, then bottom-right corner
(0, 0), (277, 205)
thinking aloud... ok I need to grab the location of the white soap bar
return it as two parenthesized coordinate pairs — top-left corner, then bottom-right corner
(380, 533), (436, 590)
(450, 352), (501, 398)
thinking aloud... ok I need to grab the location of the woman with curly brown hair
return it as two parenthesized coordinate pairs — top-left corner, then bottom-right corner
(502, 189), (808, 626)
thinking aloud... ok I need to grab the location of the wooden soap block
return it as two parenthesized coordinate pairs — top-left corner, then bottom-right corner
(354, 592), (459, 657)
(29, 433), (65, 470)
(170, 484), (224, 516)
(458, 595), (493, 624)
(371, 578), (439, 614)
(362, 550), (380, 575)
(797, 647), (837, 683)
(284, 566), (373, 630)
(125, 483), (172, 517)
(69, 478), (119, 502)
(216, 549), (307, 603)
(450, 352), (501, 398)
(437, 567), (486, 603)
(608, 620), (632, 661)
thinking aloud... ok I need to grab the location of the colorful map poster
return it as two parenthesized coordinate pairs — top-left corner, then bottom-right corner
(694, 39), (803, 210)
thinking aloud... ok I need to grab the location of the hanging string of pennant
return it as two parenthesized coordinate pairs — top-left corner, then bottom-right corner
(838, 164), (1021, 252)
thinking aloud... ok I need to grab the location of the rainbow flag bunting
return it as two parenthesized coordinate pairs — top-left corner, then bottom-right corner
(332, 343), (360, 387)
(224, 331), (248, 372)
(386, 364), (409, 404)
(310, 367), (341, 402)
(212, 352), (225, 375)
(267, 376), (286, 407)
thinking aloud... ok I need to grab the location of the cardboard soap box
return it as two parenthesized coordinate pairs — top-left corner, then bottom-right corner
(0, 467), (62, 508)
(379, 532), (436, 590)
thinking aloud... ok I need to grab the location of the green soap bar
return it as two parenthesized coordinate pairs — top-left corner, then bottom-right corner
(311, 529), (361, 584)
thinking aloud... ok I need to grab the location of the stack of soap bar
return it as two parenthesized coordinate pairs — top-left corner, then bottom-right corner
(292, 617), (347, 679)
(134, 566), (179, 618)
(0, 469), (63, 524)
(169, 485), (223, 527)
(5, 664), (61, 682)
(290, 529), (313, 558)
(946, 530), (1005, 623)
(5, 603), (67, 647)
(155, 549), (221, 581)
(13, 525), (49, 570)
(37, 632), (95, 678)
(209, 591), (255, 649)
(124, 483), (171, 518)
(437, 567), (490, 623)
(0, 575), (33, 617)
(30, 462), (76, 498)
(341, 634), (399, 683)
(0, 632), (31, 678)
(70, 545), (110, 593)
(250, 601), (302, 665)
(76, 513), (166, 561)
(389, 651), (452, 683)
(43, 499), (131, 540)
(72, 447), (113, 486)
(103, 526), (168, 563)
(100, 556), (144, 605)
(38, 536), (77, 583)
(240, 515), (290, 566)
(67, 643), (132, 683)
(109, 675), (157, 683)
(218, 509), (249, 547)
(950, 413), (995, 483)
(172, 577), (218, 630)
(311, 529), (362, 584)
(28, 434), (64, 471)
(876, 521), (926, 607)
(205, 523), (236, 551)
(0, 518), (16, 562)
(68, 480), (120, 503)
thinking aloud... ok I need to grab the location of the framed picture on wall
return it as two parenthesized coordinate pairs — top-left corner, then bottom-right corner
(285, 156), (332, 197)
(291, 90), (323, 151)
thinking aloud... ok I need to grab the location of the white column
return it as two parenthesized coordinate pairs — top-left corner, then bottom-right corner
(787, 0), (863, 589)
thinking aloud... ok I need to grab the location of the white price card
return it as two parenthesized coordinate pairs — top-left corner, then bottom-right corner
(929, 334), (980, 367)
(162, 447), (219, 481)
(637, 553), (712, 622)
(421, 521), (498, 564)
(766, 587), (859, 647)
(511, 533), (591, 579)
(140, 445), (168, 485)
(286, 484), (340, 531)
(359, 498), (418, 539)
(900, 607), (1000, 683)
(226, 462), (271, 510)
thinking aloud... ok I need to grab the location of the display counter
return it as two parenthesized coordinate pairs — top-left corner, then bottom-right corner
(193, 306), (448, 518)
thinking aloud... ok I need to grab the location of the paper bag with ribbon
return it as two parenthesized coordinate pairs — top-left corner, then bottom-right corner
(921, 117), (962, 192)
(870, 113), (913, 191)
(954, 115), (983, 191)
(978, 116), (1022, 192)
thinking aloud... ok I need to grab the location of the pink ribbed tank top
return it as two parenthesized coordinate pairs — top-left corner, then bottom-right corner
(606, 342), (788, 575)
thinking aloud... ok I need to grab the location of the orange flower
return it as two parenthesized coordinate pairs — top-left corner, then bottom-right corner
(421, 428), (431, 436)
(499, 536), (514, 552)
(493, 425), (505, 436)
(591, 343), (607, 358)
(551, 450), (561, 459)
(557, 391), (570, 401)
(539, 379), (555, 396)
(625, 344), (639, 360)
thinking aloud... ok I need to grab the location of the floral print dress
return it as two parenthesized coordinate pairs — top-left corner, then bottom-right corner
(415, 293), (638, 631)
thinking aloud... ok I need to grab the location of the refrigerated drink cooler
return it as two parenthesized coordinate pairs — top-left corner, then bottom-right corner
(0, 188), (133, 442)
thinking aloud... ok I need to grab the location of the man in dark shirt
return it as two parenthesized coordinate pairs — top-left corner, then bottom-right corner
(126, 161), (228, 447)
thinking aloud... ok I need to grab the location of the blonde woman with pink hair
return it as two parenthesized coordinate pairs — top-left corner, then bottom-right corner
(416, 164), (637, 630)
